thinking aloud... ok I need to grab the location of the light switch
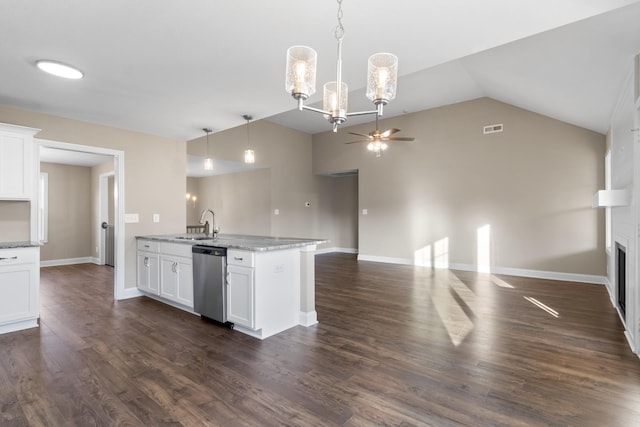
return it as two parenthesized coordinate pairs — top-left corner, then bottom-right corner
(362, 209), (368, 215)
(274, 209), (280, 215)
(153, 213), (160, 223)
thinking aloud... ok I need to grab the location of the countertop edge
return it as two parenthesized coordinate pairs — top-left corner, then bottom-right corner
(136, 234), (328, 252)
(0, 241), (43, 249)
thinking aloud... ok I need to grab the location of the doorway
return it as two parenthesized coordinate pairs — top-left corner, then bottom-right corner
(36, 138), (125, 299)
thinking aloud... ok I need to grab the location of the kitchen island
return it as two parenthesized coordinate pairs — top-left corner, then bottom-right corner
(136, 234), (326, 339)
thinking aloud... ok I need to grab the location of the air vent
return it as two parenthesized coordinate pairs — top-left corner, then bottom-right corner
(483, 124), (503, 134)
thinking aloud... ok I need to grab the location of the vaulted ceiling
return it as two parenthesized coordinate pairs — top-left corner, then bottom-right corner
(2, 0), (640, 140)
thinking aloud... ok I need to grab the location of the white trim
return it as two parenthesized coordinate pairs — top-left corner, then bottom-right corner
(40, 257), (95, 267)
(119, 287), (144, 300)
(0, 318), (38, 334)
(315, 247), (358, 255)
(299, 310), (318, 326)
(356, 254), (607, 285)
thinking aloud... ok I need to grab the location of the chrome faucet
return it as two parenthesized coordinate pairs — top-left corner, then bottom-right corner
(199, 208), (217, 238)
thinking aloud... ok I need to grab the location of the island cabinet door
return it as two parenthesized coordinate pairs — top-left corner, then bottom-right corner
(137, 252), (159, 295)
(227, 264), (255, 329)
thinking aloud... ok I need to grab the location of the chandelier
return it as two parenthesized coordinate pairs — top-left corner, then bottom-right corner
(285, 0), (398, 132)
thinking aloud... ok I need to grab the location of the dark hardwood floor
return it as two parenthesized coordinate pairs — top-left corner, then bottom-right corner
(1, 253), (639, 426)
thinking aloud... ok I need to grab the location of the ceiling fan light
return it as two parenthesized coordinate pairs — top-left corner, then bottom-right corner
(36, 59), (83, 79)
(366, 53), (398, 105)
(323, 81), (348, 125)
(285, 46), (317, 100)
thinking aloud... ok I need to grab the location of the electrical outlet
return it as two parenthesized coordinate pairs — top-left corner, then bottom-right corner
(362, 209), (368, 215)
(153, 213), (160, 223)
(124, 213), (139, 223)
(274, 209), (279, 215)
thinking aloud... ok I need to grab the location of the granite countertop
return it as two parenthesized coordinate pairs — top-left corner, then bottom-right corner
(0, 241), (43, 249)
(136, 233), (327, 252)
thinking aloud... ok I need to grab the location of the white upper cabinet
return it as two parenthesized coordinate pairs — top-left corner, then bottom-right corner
(0, 123), (40, 200)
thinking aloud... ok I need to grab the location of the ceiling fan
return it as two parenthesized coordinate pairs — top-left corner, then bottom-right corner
(345, 114), (415, 157)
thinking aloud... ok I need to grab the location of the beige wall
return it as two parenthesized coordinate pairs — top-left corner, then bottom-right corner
(187, 120), (322, 240)
(313, 97), (606, 276)
(0, 201), (30, 241)
(40, 162), (92, 261)
(0, 105), (186, 289)
(189, 169), (271, 235)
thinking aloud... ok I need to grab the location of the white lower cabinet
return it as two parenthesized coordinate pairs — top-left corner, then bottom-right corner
(137, 241), (159, 295)
(160, 254), (193, 308)
(137, 239), (193, 310)
(227, 263), (255, 328)
(0, 246), (40, 334)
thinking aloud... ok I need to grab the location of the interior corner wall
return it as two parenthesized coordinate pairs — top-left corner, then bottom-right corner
(0, 105), (187, 289)
(187, 120), (319, 239)
(40, 162), (92, 261)
(313, 97), (606, 277)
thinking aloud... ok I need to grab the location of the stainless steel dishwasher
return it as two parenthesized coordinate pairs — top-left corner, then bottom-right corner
(192, 245), (233, 327)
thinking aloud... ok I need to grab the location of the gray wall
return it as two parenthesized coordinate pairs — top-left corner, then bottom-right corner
(313, 97), (606, 275)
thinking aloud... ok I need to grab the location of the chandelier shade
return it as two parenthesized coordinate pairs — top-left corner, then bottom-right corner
(285, 46), (317, 100)
(366, 53), (398, 105)
(284, 0), (400, 132)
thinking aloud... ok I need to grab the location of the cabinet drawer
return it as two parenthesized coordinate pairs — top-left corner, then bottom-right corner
(0, 247), (38, 266)
(227, 249), (254, 267)
(137, 239), (159, 252)
(160, 242), (193, 258)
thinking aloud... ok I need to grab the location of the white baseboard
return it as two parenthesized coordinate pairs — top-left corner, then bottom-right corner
(299, 310), (318, 327)
(41, 257), (96, 267)
(357, 254), (607, 285)
(316, 247), (358, 255)
(117, 287), (144, 301)
(0, 318), (38, 334)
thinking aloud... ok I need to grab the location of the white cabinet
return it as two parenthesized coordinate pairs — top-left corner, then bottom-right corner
(137, 240), (159, 295)
(227, 248), (300, 339)
(160, 254), (193, 308)
(227, 263), (255, 328)
(137, 239), (193, 309)
(0, 123), (39, 200)
(0, 246), (40, 334)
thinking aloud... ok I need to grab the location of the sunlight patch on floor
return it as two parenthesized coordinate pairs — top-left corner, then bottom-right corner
(524, 296), (559, 318)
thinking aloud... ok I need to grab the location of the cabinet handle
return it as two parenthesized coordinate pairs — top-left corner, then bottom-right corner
(144, 244), (150, 248)
(144, 256), (149, 267)
(234, 257), (243, 261)
(172, 262), (177, 273)
(0, 256), (18, 260)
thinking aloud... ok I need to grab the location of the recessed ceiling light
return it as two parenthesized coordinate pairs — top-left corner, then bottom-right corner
(36, 60), (83, 79)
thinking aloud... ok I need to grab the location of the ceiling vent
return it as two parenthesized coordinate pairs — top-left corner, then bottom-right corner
(483, 124), (503, 134)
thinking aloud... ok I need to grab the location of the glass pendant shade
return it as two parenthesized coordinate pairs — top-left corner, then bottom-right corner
(286, 46), (317, 100)
(244, 149), (255, 164)
(203, 157), (213, 170)
(366, 53), (398, 105)
(323, 81), (348, 123)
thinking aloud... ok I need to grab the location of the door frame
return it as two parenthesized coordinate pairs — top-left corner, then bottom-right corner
(99, 172), (115, 266)
(35, 138), (126, 300)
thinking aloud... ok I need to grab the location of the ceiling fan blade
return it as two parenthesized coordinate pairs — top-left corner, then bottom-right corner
(344, 140), (369, 144)
(380, 128), (402, 138)
(386, 137), (415, 141)
(348, 132), (372, 139)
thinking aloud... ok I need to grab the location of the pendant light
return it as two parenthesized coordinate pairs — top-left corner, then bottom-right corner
(203, 128), (213, 171)
(285, 0), (399, 132)
(243, 115), (255, 164)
